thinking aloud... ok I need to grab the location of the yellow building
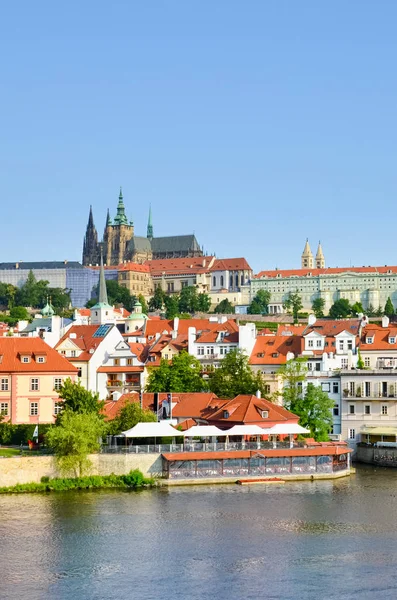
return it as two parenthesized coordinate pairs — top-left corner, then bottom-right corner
(0, 338), (78, 424)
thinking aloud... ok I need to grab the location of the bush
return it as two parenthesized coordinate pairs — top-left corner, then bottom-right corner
(0, 423), (53, 445)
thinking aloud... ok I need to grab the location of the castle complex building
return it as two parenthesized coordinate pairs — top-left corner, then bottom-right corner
(252, 240), (397, 314)
(82, 189), (202, 266)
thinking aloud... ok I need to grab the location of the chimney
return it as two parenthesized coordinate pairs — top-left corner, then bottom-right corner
(382, 316), (390, 328)
(171, 330), (177, 340)
(173, 316), (179, 333)
(155, 332), (161, 340)
(256, 389), (261, 399)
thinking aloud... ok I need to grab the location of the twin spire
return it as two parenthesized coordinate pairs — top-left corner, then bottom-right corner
(301, 239), (325, 269)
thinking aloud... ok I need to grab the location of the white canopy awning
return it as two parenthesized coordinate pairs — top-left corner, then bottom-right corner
(121, 422), (178, 438)
(183, 425), (226, 438)
(224, 425), (272, 436)
(267, 423), (310, 435)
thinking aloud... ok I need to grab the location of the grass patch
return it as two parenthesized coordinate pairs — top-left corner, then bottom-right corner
(0, 469), (155, 494)
(0, 448), (21, 457)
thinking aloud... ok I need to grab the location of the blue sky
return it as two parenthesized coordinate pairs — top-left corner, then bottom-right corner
(1, 1), (397, 272)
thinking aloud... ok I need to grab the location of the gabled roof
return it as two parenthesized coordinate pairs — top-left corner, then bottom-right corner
(208, 395), (299, 425)
(150, 234), (201, 254)
(255, 266), (397, 278)
(210, 258), (252, 272)
(302, 319), (361, 337)
(0, 338), (78, 373)
(146, 256), (214, 276)
(360, 323), (397, 350)
(117, 262), (150, 273)
(249, 335), (302, 365)
(55, 324), (114, 361)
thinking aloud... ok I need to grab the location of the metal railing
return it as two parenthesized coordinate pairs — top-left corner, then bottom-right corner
(101, 440), (308, 454)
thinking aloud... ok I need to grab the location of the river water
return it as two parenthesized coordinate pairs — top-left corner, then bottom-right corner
(1, 465), (397, 600)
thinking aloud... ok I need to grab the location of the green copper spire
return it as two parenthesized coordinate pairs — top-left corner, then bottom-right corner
(113, 187), (129, 225)
(106, 208), (112, 227)
(147, 204), (153, 240)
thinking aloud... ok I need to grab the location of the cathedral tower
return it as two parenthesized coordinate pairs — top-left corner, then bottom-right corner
(301, 239), (314, 269)
(316, 241), (325, 269)
(104, 188), (134, 265)
(82, 206), (100, 266)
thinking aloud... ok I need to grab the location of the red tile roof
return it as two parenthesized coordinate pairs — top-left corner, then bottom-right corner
(103, 393), (140, 420)
(146, 257), (214, 276)
(208, 395), (299, 426)
(255, 266), (397, 278)
(117, 262), (151, 273)
(302, 319), (361, 337)
(360, 323), (397, 350)
(55, 324), (114, 362)
(0, 338), (78, 373)
(210, 258), (252, 272)
(249, 335), (302, 365)
(163, 445), (351, 461)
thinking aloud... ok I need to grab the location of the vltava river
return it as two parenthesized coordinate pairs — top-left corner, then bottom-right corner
(1, 465), (397, 600)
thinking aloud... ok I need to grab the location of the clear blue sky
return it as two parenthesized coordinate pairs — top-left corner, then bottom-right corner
(1, 1), (397, 273)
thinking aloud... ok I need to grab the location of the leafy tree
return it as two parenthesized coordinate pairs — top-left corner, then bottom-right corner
(149, 287), (165, 311)
(248, 290), (271, 314)
(46, 287), (71, 311)
(56, 379), (104, 417)
(138, 294), (148, 315)
(0, 283), (17, 309)
(107, 399), (157, 435)
(208, 349), (269, 399)
(357, 348), (364, 369)
(283, 291), (303, 322)
(9, 306), (30, 322)
(279, 358), (308, 409)
(196, 292), (211, 313)
(289, 383), (334, 441)
(46, 411), (106, 477)
(329, 298), (352, 319)
(375, 306), (384, 317)
(214, 299), (235, 314)
(16, 271), (45, 307)
(311, 298), (325, 318)
(351, 301), (364, 315)
(164, 295), (179, 319)
(146, 351), (207, 393)
(385, 297), (395, 316)
(366, 303), (376, 317)
(86, 280), (137, 311)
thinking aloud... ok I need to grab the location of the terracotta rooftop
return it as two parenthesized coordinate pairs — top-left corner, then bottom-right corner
(255, 266), (397, 278)
(250, 335), (302, 365)
(55, 324), (114, 362)
(0, 338), (78, 373)
(208, 395), (299, 426)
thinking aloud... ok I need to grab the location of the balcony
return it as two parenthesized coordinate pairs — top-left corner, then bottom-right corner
(107, 377), (141, 391)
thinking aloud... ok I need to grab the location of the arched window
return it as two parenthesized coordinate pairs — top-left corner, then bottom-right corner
(220, 275), (224, 287)
(213, 276), (216, 287)
(240, 274), (244, 285)
(230, 276), (233, 288)
(235, 274), (239, 287)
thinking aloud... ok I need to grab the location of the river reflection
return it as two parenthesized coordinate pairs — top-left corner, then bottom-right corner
(1, 465), (397, 600)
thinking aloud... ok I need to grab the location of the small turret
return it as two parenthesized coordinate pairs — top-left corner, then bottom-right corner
(147, 204), (153, 240)
(316, 241), (325, 269)
(301, 239), (314, 269)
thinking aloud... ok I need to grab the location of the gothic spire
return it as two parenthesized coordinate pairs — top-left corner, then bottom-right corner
(113, 186), (129, 225)
(82, 206), (100, 266)
(147, 204), (153, 240)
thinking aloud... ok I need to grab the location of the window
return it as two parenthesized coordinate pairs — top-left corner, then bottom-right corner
(114, 358), (120, 366)
(308, 340), (314, 348)
(71, 350), (76, 357)
(307, 362), (313, 371)
(197, 347), (204, 356)
(382, 405), (388, 415)
(348, 429), (356, 440)
(349, 382), (355, 396)
(77, 368), (82, 378)
(347, 340), (353, 350)
(316, 340), (322, 348)
(30, 402), (38, 416)
(264, 385), (271, 395)
(333, 382), (339, 394)
(220, 276), (224, 287)
(339, 340), (344, 351)
(127, 358), (132, 366)
(54, 378), (62, 391)
(322, 383), (330, 392)
(164, 353), (169, 360)
(167, 282), (174, 293)
(30, 378), (39, 391)
(22, 356), (30, 363)
(366, 336), (373, 344)
(341, 358), (348, 368)
(389, 337), (396, 344)
(315, 363), (321, 371)
(1, 378), (8, 391)
(223, 411), (230, 419)
(364, 357), (371, 367)
(365, 382), (371, 397)
(261, 410), (269, 419)
(0, 403), (8, 416)
(333, 404), (339, 416)
(213, 276), (216, 287)
(364, 405), (371, 415)
(54, 403), (62, 415)
(37, 356), (45, 363)
(349, 405), (355, 414)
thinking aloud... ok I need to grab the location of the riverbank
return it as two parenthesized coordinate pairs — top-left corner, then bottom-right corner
(0, 470), (155, 494)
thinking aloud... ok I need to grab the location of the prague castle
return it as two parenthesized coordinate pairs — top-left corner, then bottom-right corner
(82, 188), (202, 266)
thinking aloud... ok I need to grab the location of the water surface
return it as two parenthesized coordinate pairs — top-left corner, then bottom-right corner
(1, 465), (397, 600)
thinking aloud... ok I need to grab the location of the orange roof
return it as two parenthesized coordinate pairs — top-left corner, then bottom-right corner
(143, 318), (237, 338)
(303, 319), (361, 337)
(0, 338), (78, 373)
(208, 395), (299, 425)
(142, 392), (220, 417)
(163, 445), (351, 461)
(102, 393), (140, 420)
(76, 308), (91, 316)
(277, 324), (307, 336)
(196, 321), (239, 344)
(129, 342), (148, 362)
(146, 256), (214, 276)
(163, 450), (252, 461)
(117, 262), (150, 273)
(249, 335), (302, 365)
(255, 266), (397, 278)
(210, 258), (252, 272)
(55, 324), (114, 362)
(176, 418), (198, 431)
(360, 323), (397, 350)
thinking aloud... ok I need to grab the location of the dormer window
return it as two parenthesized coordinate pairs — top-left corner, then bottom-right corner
(272, 352), (279, 358)
(223, 411), (230, 419)
(36, 356), (46, 363)
(390, 337), (396, 344)
(366, 336), (374, 344)
(261, 410), (269, 419)
(22, 356), (30, 363)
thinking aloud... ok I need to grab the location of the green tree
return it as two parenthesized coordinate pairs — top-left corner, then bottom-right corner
(16, 271), (45, 307)
(214, 299), (235, 314)
(56, 379), (104, 417)
(208, 349), (269, 399)
(248, 290), (271, 314)
(311, 297), (325, 318)
(46, 411), (106, 477)
(0, 283), (17, 309)
(9, 306), (30, 322)
(164, 295), (179, 319)
(197, 292), (211, 313)
(384, 297), (395, 316)
(146, 351), (207, 392)
(46, 287), (71, 311)
(357, 348), (364, 369)
(138, 294), (148, 315)
(279, 358), (308, 409)
(86, 280), (136, 311)
(366, 303), (376, 317)
(289, 383), (334, 441)
(149, 287), (165, 311)
(107, 400), (157, 435)
(329, 298), (352, 319)
(351, 301), (364, 315)
(283, 291), (303, 322)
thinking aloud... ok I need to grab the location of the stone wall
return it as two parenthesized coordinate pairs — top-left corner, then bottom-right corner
(356, 445), (397, 467)
(0, 453), (163, 487)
